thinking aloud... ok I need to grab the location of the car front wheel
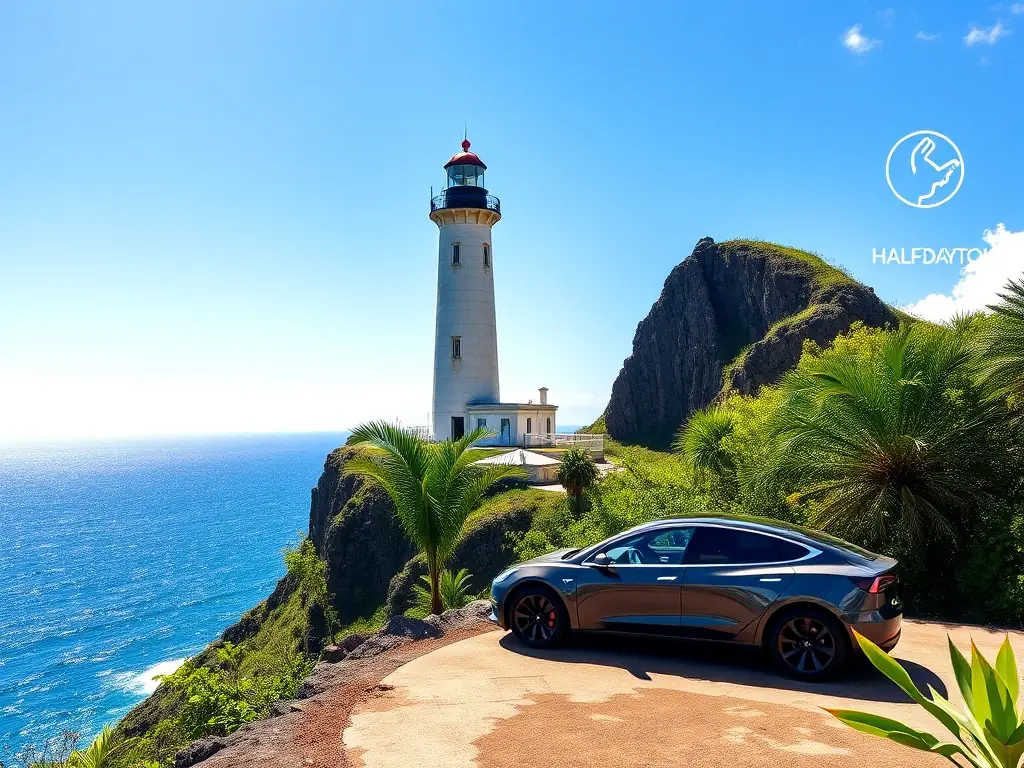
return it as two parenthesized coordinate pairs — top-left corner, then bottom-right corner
(509, 586), (569, 648)
(768, 607), (848, 680)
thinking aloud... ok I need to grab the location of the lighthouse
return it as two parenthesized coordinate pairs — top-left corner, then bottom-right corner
(429, 139), (501, 441)
(429, 140), (556, 445)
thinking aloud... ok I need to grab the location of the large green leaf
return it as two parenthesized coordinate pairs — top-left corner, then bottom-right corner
(825, 709), (964, 758)
(854, 631), (962, 738)
(996, 636), (1020, 704)
(975, 642), (1018, 743)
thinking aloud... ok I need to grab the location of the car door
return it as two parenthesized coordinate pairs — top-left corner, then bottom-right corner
(678, 526), (806, 640)
(575, 526), (693, 634)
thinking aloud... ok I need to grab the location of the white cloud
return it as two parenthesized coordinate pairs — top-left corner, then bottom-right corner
(915, 31), (941, 41)
(903, 225), (1024, 322)
(965, 21), (1010, 45)
(1011, 3), (1024, 13)
(843, 24), (881, 53)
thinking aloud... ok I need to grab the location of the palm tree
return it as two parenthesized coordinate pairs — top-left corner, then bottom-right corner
(556, 447), (599, 514)
(413, 567), (474, 613)
(979, 277), (1024, 420)
(68, 726), (118, 768)
(345, 422), (523, 615)
(674, 407), (737, 483)
(765, 324), (1004, 548)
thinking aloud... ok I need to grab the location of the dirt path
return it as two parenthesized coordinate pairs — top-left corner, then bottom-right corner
(191, 621), (493, 768)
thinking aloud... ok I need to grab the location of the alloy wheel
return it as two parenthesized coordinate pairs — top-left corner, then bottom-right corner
(513, 593), (558, 643)
(777, 616), (836, 674)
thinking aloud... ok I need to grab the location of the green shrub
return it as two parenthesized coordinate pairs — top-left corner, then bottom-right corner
(412, 568), (474, 613)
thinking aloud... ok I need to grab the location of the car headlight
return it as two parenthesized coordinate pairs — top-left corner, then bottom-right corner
(493, 567), (519, 585)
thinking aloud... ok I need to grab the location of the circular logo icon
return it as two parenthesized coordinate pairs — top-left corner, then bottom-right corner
(885, 130), (964, 209)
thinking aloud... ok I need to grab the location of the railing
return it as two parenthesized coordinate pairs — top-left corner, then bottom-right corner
(405, 425), (432, 441)
(430, 190), (501, 214)
(523, 433), (605, 452)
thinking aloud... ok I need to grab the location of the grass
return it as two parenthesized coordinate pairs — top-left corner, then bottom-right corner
(463, 487), (566, 532)
(335, 604), (389, 638)
(238, 589), (308, 679)
(721, 239), (855, 294)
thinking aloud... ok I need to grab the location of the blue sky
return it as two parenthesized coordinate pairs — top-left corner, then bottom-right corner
(1, 1), (1022, 440)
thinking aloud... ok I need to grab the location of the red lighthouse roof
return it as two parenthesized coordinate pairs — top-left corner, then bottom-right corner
(444, 139), (487, 169)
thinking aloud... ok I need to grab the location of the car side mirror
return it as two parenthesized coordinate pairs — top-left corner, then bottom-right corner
(593, 552), (612, 568)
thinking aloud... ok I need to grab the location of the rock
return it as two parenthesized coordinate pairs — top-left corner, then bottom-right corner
(604, 238), (898, 448)
(174, 736), (228, 767)
(320, 644), (347, 663)
(269, 700), (304, 717)
(339, 632), (368, 652)
(308, 448), (417, 624)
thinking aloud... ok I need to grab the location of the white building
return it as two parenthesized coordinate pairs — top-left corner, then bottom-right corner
(429, 139), (557, 446)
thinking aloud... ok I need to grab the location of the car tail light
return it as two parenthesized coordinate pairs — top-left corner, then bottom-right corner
(852, 573), (899, 593)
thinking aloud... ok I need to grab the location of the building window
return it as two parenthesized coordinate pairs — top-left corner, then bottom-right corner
(451, 336), (461, 359)
(477, 418), (486, 429)
(546, 417), (551, 433)
(483, 244), (490, 268)
(526, 417), (532, 434)
(452, 243), (461, 265)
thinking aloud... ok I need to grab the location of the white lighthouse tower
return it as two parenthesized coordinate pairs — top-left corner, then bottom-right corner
(430, 139), (501, 441)
(429, 139), (557, 446)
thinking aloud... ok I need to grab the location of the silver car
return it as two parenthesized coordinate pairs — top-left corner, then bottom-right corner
(490, 516), (902, 679)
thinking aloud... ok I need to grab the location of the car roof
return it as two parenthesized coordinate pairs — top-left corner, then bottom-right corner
(628, 515), (880, 560)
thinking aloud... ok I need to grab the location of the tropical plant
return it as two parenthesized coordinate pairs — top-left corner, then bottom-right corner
(67, 726), (120, 768)
(556, 447), (599, 514)
(764, 323), (1006, 548)
(979, 278), (1024, 420)
(412, 567), (474, 613)
(345, 422), (524, 615)
(828, 632), (1024, 768)
(675, 406), (737, 479)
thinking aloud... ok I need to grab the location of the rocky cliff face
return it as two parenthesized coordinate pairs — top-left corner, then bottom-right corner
(604, 238), (898, 448)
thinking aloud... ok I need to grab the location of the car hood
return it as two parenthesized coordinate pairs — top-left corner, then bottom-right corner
(521, 548), (578, 564)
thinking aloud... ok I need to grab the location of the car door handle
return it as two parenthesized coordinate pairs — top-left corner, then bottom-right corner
(759, 578), (782, 583)
(656, 576), (677, 581)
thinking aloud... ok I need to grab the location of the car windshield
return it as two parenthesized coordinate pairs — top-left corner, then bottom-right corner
(560, 548), (581, 559)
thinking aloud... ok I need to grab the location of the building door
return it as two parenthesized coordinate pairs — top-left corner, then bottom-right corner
(451, 416), (465, 440)
(500, 418), (511, 445)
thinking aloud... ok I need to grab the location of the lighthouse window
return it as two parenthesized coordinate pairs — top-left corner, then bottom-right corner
(483, 244), (490, 267)
(451, 336), (461, 359)
(452, 243), (461, 265)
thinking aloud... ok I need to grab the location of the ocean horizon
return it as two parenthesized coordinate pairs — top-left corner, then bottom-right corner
(0, 432), (349, 757)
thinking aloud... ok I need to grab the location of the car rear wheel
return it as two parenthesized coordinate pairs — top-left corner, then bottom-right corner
(768, 607), (848, 680)
(509, 586), (569, 648)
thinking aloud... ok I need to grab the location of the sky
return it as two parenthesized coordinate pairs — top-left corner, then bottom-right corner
(1, 1), (1023, 442)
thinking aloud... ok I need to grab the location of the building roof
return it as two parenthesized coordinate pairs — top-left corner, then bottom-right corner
(444, 139), (487, 169)
(473, 449), (561, 467)
(466, 402), (557, 411)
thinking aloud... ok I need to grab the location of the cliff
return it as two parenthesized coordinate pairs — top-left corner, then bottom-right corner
(602, 238), (898, 448)
(309, 446), (554, 623)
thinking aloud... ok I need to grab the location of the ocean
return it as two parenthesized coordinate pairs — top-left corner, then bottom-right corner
(0, 433), (348, 757)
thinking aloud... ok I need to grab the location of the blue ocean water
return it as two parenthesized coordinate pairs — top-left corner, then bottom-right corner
(0, 433), (348, 756)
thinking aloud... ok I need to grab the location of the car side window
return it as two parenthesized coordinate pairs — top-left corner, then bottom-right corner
(599, 527), (694, 565)
(683, 527), (808, 565)
(645, 527), (694, 564)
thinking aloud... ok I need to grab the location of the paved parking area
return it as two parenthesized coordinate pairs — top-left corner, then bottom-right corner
(343, 620), (1024, 768)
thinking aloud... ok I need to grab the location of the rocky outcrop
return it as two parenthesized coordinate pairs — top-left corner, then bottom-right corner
(309, 447), (417, 624)
(604, 238), (898, 448)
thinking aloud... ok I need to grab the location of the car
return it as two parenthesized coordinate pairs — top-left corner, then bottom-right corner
(489, 516), (902, 680)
